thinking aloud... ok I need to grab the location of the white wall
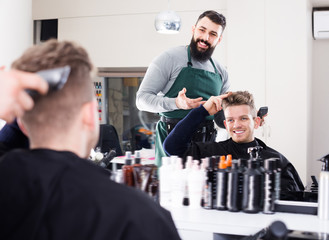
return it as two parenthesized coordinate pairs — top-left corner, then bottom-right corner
(0, 0), (33, 68)
(0, 0), (33, 127)
(227, 0), (312, 184)
(31, 0), (329, 185)
(33, 0), (227, 68)
(311, 40), (329, 179)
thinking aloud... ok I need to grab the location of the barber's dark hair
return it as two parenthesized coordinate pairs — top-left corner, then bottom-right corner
(196, 10), (226, 30)
(222, 91), (257, 117)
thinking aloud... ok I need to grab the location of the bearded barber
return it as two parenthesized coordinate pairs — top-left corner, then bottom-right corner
(136, 10), (230, 166)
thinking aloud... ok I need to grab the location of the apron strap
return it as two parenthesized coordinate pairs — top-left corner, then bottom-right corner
(187, 45), (219, 74)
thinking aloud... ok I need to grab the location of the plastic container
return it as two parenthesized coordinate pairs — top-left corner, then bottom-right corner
(216, 156), (228, 210)
(159, 157), (172, 207)
(188, 161), (204, 209)
(227, 159), (243, 212)
(122, 151), (134, 187)
(318, 155), (329, 220)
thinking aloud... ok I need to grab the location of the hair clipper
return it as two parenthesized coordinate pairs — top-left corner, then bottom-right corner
(26, 65), (71, 98)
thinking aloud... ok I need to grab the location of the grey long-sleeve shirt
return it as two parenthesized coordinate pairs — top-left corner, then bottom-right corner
(136, 45), (230, 113)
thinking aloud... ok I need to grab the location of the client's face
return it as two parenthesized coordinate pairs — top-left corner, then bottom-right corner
(224, 105), (259, 143)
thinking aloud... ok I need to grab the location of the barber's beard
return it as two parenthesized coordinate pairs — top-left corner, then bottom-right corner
(189, 37), (216, 62)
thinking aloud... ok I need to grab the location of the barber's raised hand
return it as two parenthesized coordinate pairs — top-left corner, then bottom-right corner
(203, 92), (232, 115)
(0, 68), (48, 123)
(175, 88), (206, 110)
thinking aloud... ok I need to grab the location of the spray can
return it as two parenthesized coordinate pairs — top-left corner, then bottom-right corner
(216, 156), (228, 210)
(318, 154), (329, 220)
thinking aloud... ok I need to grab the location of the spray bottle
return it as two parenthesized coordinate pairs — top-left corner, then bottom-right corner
(318, 154), (329, 220)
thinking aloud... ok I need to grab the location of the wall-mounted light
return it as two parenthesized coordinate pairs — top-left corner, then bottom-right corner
(154, 0), (181, 34)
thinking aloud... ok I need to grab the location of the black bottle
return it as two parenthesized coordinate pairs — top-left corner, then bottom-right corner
(203, 156), (216, 209)
(227, 159), (243, 212)
(274, 159), (282, 201)
(242, 160), (263, 213)
(263, 158), (278, 214)
(216, 156), (228, 210)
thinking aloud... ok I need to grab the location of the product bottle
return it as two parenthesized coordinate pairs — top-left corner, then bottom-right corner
(122, 151), (134, 187)
(274, 159), (282, 201)
(203, 156), (216, 209)
(216, 156), (228, 210)
(183, 156), (193, 206)
(226, 154), (232, 170)
(248, 146), (265, 209)
(318, 154), (329, 220)
(134, 150), (142, 165)
(148, 169), (159, 203)
(242, 159), (263, 213)
(132, 150), (143, 190)
(170, 158), (185, 207)
(227, 159), (243, 212)
(188, 160), (204, 209)
(263, 158), (277, 214)
(159, 157), (172, 207)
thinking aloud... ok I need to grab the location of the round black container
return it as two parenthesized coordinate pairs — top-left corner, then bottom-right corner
(242, 160), (263, 213)
(227, 159), (243, 212)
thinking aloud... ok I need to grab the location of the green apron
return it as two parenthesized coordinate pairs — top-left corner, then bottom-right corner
(155, 46), (223, 166)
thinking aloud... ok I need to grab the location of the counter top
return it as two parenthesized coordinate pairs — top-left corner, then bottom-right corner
(166, 206), (329, 237)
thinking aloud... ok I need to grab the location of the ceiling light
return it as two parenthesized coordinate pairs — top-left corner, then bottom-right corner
(154, 1), (181, 34)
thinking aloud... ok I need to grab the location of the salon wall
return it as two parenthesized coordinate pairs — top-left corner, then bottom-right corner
(0, 0), (33, 127)
(32, 0), (227, 68)
(310, 39), (329, 179)
(31, 0), (329, 185)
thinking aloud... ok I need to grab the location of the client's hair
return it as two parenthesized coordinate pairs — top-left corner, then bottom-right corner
(222, 91), (257, 117)
(12, 39), (95, 135)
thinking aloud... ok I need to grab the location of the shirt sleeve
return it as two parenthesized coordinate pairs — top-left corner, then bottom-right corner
(163, 105), (209, 156)
(136, 53), (179, 113)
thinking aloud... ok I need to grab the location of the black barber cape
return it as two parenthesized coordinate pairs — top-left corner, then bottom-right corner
(0, 149), (181, 240)
(163, 105), (305, 196)
(187, 138), (305, 194)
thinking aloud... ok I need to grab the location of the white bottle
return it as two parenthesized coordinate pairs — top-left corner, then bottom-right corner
(159, 157), (172, 207)
(188, 160), (205, 209)
(182, 156), (193, 205)
(170, 158), (185, 207)
(318, 159), (329, 220)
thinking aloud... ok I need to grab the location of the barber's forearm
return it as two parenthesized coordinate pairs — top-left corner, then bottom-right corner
(136, 92), (177, 113)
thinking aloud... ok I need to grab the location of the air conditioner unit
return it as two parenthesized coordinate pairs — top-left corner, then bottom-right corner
(313, 9), (329, 40)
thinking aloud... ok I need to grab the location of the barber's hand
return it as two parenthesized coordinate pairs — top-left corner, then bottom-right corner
(0, 68), (48, 123)
(203, 92), (232, 115)
(175, 88), (206, 110)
